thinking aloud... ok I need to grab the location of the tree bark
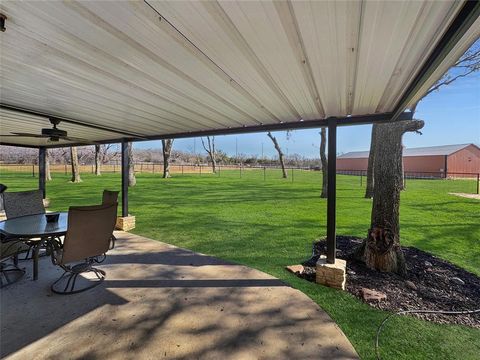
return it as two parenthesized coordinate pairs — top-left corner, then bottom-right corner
(162, 139), (174, 178)
(70, 146), (82, 183)
(361, 120), (424, 275)
(201, 136), (216, 173)
(45, 149), (52, 181)
(127, 142), (136, 187)
(320, 128), (327, 198)
(365, 124), (378, 198)
(94, 145), (101, 176)
(267, 132), (287, 178)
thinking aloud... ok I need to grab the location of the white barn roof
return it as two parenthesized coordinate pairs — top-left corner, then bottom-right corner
(338, 143), (479, 159)
(1, 1), (479, 147)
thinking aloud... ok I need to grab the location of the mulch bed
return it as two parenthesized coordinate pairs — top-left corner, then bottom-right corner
(298, 236), (480, 328)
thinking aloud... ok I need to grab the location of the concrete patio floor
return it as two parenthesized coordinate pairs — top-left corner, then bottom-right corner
(1, 232), (358, 360)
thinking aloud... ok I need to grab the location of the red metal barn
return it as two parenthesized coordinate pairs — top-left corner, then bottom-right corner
(337, 144), (480, 177)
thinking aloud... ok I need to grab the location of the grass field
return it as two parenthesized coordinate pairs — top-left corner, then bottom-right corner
(1, 169), (479, 359)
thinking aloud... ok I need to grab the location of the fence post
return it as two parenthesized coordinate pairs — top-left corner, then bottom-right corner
(113, 164), (116, 173)
(477, 173), (479, 195)
(240, 165), (242, 178)
(264, 167), (266, 181)
(64, 164), (67, 175)
(32, 164), (35, 177)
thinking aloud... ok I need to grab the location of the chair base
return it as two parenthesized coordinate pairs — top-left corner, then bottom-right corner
(51, 264), (106, 295)
(0, 263), (25, 288)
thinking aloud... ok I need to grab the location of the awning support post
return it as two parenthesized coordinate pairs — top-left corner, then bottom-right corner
(121, 140), (129, 217)
(326, 118), (337, 264)
(38, 147), (46, 199)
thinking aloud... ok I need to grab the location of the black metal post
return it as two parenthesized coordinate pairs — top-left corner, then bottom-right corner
(477, 173), (479, 195)
(326, 118), (337, 264)
(121, 141), (129, 217)
(38, 147), (46, 199)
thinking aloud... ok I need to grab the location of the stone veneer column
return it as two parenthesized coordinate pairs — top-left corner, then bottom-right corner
(316, 255), (346, 290)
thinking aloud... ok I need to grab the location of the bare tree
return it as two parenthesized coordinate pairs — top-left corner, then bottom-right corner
(356, 120), (424, 275)
(94, 145), (101, 176)
(267, 132), (287, 178)
(45, 149), (52, 181)
(365, 42), (480, 197)
(162, 139), (174, 178)
(319, 128), (327, 198)
(127, 142), (136, 187)
(358, 42), (479, 274)
(70, 146), (82, 183)
(201, 136), (217, 173)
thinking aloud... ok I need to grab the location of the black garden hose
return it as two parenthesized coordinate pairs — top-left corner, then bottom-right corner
(375, 308), (480, 360)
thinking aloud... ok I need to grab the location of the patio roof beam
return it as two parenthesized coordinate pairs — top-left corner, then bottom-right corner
(390, 0), (480, 121)
(0, 104), (148, 139)
(1, 112), (414, 149)
(38, 147), (46, 199)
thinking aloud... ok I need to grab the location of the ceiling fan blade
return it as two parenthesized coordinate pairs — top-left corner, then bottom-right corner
(8, 132), (49, 138)
(60, 136), (98, 145)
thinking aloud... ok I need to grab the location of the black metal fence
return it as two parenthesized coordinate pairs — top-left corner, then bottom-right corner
(1, 163), (478, 194)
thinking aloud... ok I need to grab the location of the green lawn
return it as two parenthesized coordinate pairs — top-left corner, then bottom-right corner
(1, 169), (479, 359)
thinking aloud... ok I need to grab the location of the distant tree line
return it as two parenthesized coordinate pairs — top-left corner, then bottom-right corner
(0, 144), (323, 169)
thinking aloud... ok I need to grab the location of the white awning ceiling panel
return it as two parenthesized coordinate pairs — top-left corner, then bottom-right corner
(0, 0), (478, 147)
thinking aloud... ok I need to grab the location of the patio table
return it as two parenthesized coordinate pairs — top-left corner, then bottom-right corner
(0, 212), (68, 280)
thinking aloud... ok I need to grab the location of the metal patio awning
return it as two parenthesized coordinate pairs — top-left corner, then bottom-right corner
(0, 0), (479, 147)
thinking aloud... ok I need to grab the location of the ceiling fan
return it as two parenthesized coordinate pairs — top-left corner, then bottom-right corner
(3, 118), (96, 144)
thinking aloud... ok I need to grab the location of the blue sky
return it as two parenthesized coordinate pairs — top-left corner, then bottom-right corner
(135, 71), (479, 158)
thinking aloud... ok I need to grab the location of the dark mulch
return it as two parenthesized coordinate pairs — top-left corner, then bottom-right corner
(299, 236), (480, 328)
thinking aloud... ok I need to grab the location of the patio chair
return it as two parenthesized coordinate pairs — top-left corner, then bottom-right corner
(3, 189), (45, 219)
(0, 239), (29, 288)
(102, 190), (119, 205)
(2, 189), (47, 260)
(102, 190), (119, 249)
(50, 203), (117, 295)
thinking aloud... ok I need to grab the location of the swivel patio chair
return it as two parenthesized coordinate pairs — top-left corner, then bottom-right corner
(0, 239), (29, 288)
(2, 189), (48, 260)
(50, 203), (117, 295)
(102, 190), (119, 249)
(102, 190), (119, 205)
(3, 189), (45, 219)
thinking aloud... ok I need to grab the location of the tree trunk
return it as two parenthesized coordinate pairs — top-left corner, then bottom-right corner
(162, 139), (174, 178)
(320, 128), (327, 198)
(45, 149), (52, 181)
(70, 146), (82, 183)
(127, 142), (136, 187)
(361, 120), (424, 275)
(364, 124), (378, 198)
(94, 145), (101, 176)
(201, 136), (217, 173)
(267, 132), (287, 178)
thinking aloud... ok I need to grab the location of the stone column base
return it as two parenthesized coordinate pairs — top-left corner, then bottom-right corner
(116, 216), (135, 231)
(316, 255), (347, 290)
